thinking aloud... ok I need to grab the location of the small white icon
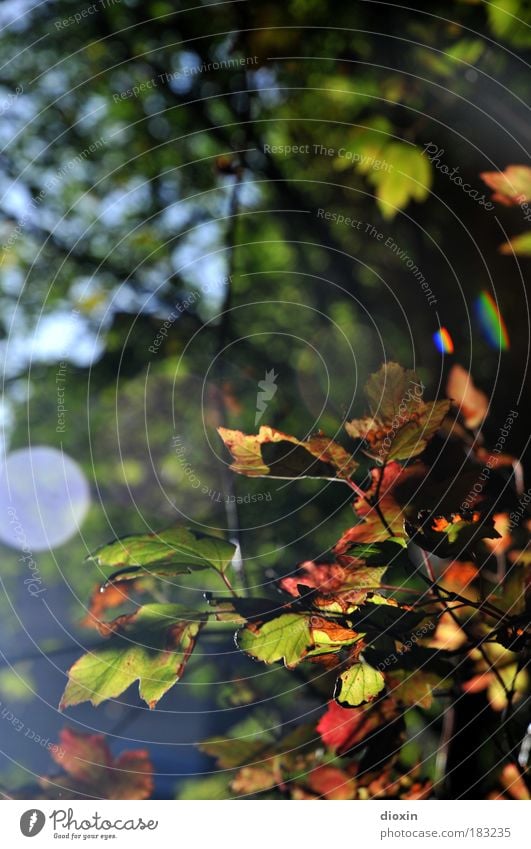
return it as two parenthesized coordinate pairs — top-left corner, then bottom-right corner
(255, 369), (278, 425)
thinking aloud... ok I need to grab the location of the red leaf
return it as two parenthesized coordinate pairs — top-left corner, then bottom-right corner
(317, 699), (397, 754)
(279, 561), (351, 597)
(40, 729), (153, 800)
(306, 765), (356, 800)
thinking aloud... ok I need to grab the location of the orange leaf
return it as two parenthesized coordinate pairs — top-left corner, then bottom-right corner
(481, 165), (531, 206)
(218, 425), (358, 479)
(447, 364), (488, 429)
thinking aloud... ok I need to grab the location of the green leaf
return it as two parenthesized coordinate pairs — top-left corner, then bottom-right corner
(89, 527), (236, 581)
(199, 738), (267, 769)
(487, 0), (531, 48)
(178, 775), (232, 800)
(500, 232), (531, 256)
(367, 143), (432, 219)
(60, 604), (204, 709)
(237, 613), (312, 668)
(334, 662), (385, 707)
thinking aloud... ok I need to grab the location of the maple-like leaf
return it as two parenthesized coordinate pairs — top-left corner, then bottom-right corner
(346, 362), (449, 462)
(237, 610), (363, 669)
(279, 559), (388, 611)
(61, 604), (205, 709)
(218, 425), (358, 479)
(317, 699), (398, 754)
(237, 612), (313, 668)
(39, 729), (153, 800)
(334, 661), (386, 707)
(480, 165), (531, 206)
(88, 527), (236, 582)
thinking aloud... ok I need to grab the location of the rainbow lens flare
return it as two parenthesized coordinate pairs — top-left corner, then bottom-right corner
(476, 291), (510, 350)
(433, 327), (454, 354)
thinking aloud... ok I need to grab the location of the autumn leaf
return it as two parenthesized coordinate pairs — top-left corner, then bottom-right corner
(404, 510), (500, 558)
(237, 610), (363, 668)
(334, 661), (386, 707)
(279, 559), (389, 610)
(447, 364), (489, 429)
(39, 729), (153, 800)
(237, 612), (313, 668)
(317, 699), (398, 754)
(231, 765), (280, 796)
(80, 580), (145, 630)
(480, 165), (531, 206)
(305, 765), (357, 799)
(218, 425), (358, 480)
(334, 462), (426, 549)
(88, 527), (236, 582)
(279, 560), (353, 597)
(236, 611), (363, 669)
(203, 724), (317, 798)
(439, 560), (479, 599)
(490, 764), (530, 801)
(346, 363), (450, 462)
(61, 604), (205, 709)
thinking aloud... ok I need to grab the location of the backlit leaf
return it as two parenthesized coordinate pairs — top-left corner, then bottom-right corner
(237, 613), (313, 668)
(481, 164), (531, 205)
(367, 143), (432, 219)
(317, 699), (398, 754)
(447, 364), (489, 429)
(346, 363), (449, 462)
(334, 661), (385, 707)
(88, 527), (236, 581)
(218, 425), (358, 480)
(237, 610), (363, 668)
(61, 604), (205, 709)
(499, 231), (531, 256)
(404, 510), (500, 558)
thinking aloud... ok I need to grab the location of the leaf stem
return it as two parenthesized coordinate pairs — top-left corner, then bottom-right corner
(218, 570), (240, 599)
(344, 476), (395, 537)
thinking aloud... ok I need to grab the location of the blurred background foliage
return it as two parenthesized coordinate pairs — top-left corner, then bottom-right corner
(0, 0), (529, 797)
